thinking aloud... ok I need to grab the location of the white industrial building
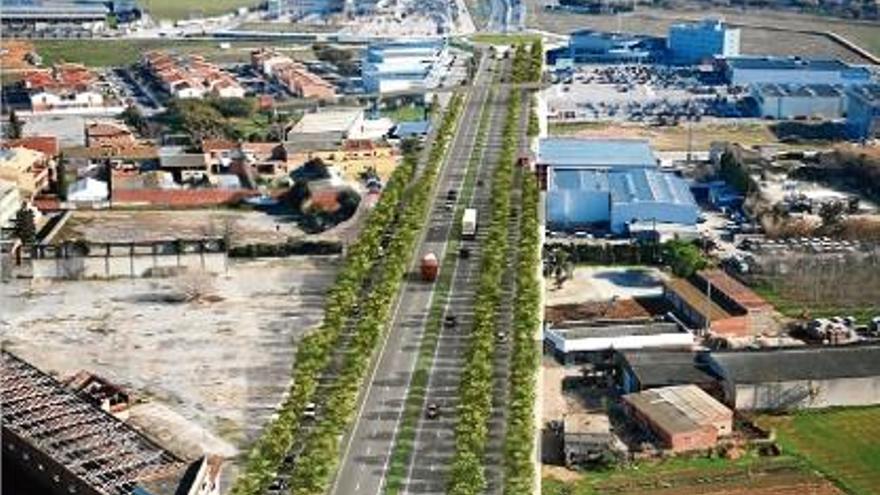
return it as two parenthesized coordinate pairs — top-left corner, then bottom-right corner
(546, 321), (695, 365)
(752, 83), (846, 120)
(722, 56), (872, 86)
(667, 19), (740, 65)
(361, 38), (449, 94)
(707, 346), (880, 410)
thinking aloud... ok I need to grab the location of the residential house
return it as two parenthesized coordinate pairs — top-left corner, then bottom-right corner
(252, 48), (336, 100)
(0, 180), (21, 229)
(142, 51), (245, 100)
(85, 121), (136, 148)
(0, 147), (54, 200)
(2, 136), (60, 157)
(22, 64), (108, 113)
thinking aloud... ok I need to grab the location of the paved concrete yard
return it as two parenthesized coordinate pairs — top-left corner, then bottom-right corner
(0, 258), (338, 466)
(546, 266), (666, 305)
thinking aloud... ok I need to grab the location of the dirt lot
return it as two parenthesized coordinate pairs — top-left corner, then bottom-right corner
(546, 266), (666, 305)
(551, 121), (788, 152)
(546, 297), (670, 324)
(0, 40), (37, 71)
(527, 2), (877, 63)
(0, 257), (338, 483)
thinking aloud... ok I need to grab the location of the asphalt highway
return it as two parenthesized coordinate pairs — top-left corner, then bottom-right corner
(329, 54), (500, 495)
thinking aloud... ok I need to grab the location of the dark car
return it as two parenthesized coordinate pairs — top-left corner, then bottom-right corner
(459, 246), (470, 259)
(444, 315), (457, 328)
(426, 403), (440, 419)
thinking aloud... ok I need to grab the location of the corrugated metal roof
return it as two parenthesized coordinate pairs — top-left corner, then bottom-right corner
(713, 345), (880, 383)
(609, 169), (697, 207)
(623, 384), (731, 435)
(727, 56), (852, 72)
(538, 138), (657, 168)
(550, 169), (609, 191)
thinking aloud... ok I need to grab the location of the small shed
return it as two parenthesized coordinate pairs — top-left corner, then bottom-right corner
(622, 384), (732, 453)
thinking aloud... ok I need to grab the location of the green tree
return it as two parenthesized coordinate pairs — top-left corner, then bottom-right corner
(5, 110), (24, 139)
(120, 105), (148, 135)
(14, 204), (36, 248)
(662, 240), (708, 278)
(209, 97), (255, 118)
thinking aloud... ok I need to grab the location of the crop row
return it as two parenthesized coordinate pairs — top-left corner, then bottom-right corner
(447, 82), (524, 495)
(229, 93), (464, 495)
(285, 92), (466, 495)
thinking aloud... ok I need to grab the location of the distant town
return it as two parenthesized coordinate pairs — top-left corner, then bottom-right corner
(1, 1), (879, 495)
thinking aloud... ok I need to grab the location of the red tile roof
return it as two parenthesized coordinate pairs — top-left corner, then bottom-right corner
(112, 189), (258, 207)
(3, 136), (59, 156)
(697, 270), (771, 310)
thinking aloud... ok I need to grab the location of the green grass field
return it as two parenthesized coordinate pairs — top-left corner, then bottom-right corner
(139, 0), (258, 21)
(752, 283), (879, 325)
(759, 407), (880, 495)
(32, 40), (288, 67)
(381, 105), (428, 123)
(468, 33), (542, 46)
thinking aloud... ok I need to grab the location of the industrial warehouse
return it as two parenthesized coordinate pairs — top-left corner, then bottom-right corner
(1, 350), (222, 495)
(542, 138), (699, 235)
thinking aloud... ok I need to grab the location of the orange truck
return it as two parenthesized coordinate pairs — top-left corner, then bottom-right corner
(421, 253), (439, 282)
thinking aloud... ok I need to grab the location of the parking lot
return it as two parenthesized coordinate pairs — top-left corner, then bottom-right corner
(545, 64), (752, 124)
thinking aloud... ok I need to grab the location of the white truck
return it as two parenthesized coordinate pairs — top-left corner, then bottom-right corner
(462, 208), (477, 239)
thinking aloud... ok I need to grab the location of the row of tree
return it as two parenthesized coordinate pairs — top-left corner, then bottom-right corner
(511, 40), (543, 84)
(503, 104), (542, 495)
(448, 80), (524, 494)
(284, 92), (466, 494)
(228, 94), (463, 495)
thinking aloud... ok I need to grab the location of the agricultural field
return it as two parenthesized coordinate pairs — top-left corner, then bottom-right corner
(139, 0), (258, 21)
(542, 456), (841, 495)
(550, 121), (782, 152)
(524, 1), (878, 62)
(758, 407), (880, 495)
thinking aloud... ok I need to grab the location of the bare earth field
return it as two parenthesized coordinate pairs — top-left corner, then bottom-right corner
(551, 121), (781, 152)
(545, 266), (665, 305)
(0, 257), (338, 485)
(526, 2), (878, 63)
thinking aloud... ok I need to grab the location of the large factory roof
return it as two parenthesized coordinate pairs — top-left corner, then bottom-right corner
(623, 385), (731, 435)
(0, 0), (109, 18)
(725, 56), (855, 72)
(609, 169), (697, 207)
(549, 168), (696, 208)
(755, 83), (843, 98)
(538, 138), (657, 169)
(1, 350), (188, 495)
(847, 84), (880, 104)
(711, 345), (880, 383)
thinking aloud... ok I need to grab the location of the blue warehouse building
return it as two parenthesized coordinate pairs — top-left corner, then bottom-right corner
(668, 19), (740, 65)
(846, 84), (880, 140)
(722, 56), (872, 86)
(549, 29), (663, 66)
(541, 139), (699, 234)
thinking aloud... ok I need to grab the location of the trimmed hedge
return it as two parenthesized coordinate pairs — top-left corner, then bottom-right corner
(502, 170), (541, 495)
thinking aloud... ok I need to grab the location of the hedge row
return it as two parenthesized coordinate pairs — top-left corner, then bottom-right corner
(228, 94), (464, 495)
(502, 169), (541, 495)
(285, 92), (467, 495)
(447, 86), (523, 495)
